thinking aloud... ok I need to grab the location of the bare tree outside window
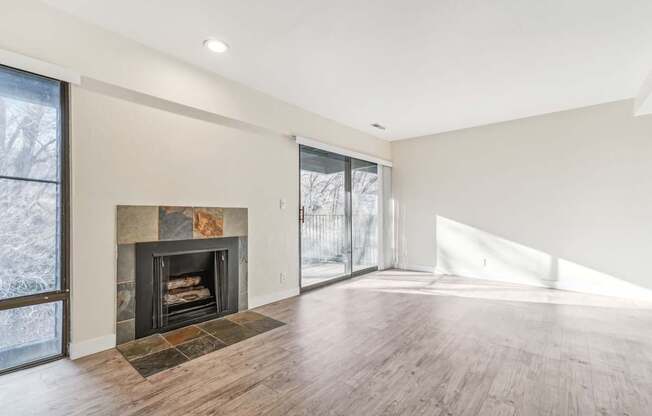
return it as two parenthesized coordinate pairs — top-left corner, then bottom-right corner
(0, 96), (59, 300)
(300, 147), (379, 286)
(352, 160), (378, 270)
(0, 66), (64, 373)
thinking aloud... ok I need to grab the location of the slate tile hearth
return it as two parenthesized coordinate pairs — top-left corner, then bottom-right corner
(117, 311), (285, 378)
(162, 325), (205, 346)
(242, 316), (286, 333)
(227, 310), (286, 333)
(226, 310), (267, 324)
(200, 322), (259, 346)
(196, 316), (241, 334)
(118, 334), (169, 361)
(176, 335), (226, 359)
(130, 348), (189, 378)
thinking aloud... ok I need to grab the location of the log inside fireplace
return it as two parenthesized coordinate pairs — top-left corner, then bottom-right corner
(165, 275), (210, 305)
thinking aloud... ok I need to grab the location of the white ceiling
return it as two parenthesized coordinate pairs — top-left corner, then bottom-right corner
(43, 0), (652, 140)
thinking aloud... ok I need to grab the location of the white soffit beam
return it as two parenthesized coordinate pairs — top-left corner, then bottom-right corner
(295, 136), (392, 167)
(635, 69), (652, 116)
(0, 48), (81, 84)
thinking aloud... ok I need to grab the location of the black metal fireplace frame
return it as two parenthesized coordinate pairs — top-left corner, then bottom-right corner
(135, 237), (239, 339)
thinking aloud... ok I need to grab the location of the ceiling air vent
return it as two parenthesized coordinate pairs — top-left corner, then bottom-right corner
(371, 123), (386, 130)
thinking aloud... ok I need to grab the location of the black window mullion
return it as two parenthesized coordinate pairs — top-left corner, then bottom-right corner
(0, 290), (69, 312)
(344, 157), (353, 276)
(58, 81), (70, 358)
(0, 175), (60, 185)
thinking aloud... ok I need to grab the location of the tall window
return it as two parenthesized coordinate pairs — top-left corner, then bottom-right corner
(0, 65), (68, 374)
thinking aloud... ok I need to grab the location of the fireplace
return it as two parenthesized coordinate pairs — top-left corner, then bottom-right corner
(135, 237), (240, 338)
(154, 249), (225, 329)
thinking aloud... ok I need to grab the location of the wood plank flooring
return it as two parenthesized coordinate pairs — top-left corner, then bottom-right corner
(2, 270), (652, 415)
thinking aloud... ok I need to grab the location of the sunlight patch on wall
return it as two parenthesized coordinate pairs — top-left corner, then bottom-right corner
(435, 215), (652, 301)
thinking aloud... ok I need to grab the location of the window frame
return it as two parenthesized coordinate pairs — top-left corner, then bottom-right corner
(0, 64), (70, 375)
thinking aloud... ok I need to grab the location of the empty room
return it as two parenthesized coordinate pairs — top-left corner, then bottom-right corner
(1, 1), (652, 415)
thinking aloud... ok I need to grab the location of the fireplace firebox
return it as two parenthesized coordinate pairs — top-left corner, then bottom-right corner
(135, 237), (239, 338)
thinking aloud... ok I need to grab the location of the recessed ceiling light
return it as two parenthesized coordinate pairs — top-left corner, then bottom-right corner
(371, 123), (386, 130)
(203, 39), (229, 53)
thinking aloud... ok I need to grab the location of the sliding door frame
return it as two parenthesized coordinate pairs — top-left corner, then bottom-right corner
(298, 145), (378, 293)
(0, 69), (70, 375)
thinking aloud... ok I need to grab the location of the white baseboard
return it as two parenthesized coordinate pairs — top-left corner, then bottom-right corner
(435, 267), (652, 302)
(550, 278), (652, 302)
(397, 264), (435, 273)
(69, 334), (116, 360)
(378, 264), (397, 271)
(249, 287), (300, 309)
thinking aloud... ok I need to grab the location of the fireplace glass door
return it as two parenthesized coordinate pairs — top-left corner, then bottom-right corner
(135, 238), (239, 339)
(154, 250), (226, 331)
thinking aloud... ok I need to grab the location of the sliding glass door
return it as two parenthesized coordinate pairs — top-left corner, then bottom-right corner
(299, 148), (350, 287)
(299, 146), (378, 289)
(0, 65), (69, 374)
(351, 159), (378, 272)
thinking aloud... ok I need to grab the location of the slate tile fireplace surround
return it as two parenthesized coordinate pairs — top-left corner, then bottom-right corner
(116, 205), (248, 345)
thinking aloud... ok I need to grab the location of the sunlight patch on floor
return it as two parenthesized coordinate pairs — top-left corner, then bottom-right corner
(345, 270), (652, 310)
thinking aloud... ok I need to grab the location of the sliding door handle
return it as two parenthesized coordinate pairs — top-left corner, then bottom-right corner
(299, 206), (305, 223)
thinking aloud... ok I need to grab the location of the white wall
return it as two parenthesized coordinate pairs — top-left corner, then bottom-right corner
(70, 87), (303, 350)
(0, 0), (391, 355)
(393, 100), (652, 300)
